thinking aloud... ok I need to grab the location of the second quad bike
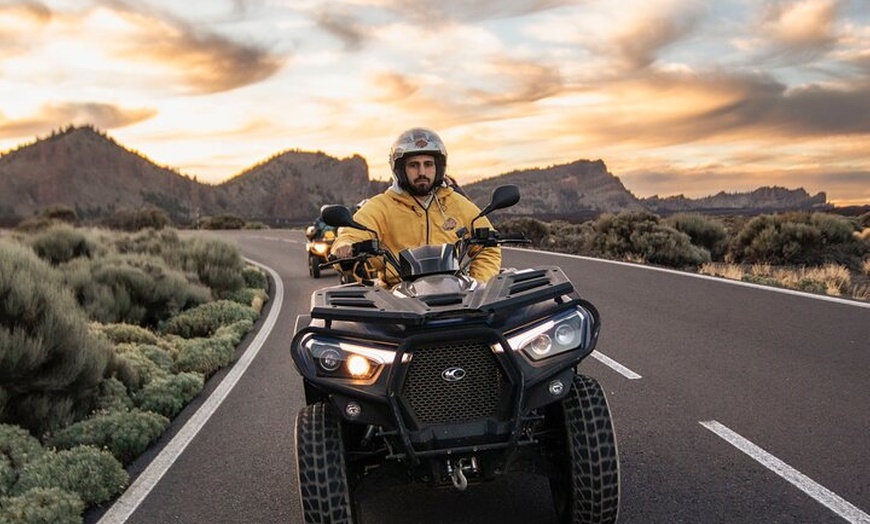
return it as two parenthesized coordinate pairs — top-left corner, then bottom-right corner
(291, 185), (620, 523)
(305, 225), (336, 278)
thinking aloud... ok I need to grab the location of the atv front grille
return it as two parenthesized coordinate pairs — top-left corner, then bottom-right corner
(401, 338), (507, 426)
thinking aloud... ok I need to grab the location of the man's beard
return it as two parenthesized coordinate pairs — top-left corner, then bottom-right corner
(410, 178), (433, 196)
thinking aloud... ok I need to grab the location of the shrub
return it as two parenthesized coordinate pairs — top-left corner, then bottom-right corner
(133, 373), (204, 419)
(26, 224), (93, 265)
(62, 254), (211, 327)
(494, 217), (550, 247)
(93, 378), (133, 413)
(162, 300), (258, 339)
(173, 337), (236, 377)
(12, 446), (128, 506)
(93, 323), (159, 345)
(45, 410), (169, 465)
(181, 238), (246, 298)
(590, 212), (710, 268)
(112, 228), (183, 259)
(0, 425), (45, 497)
(664, 213), (728, 260)
(40, 205), (78, 224)
(0, 243), (112, 434)
(224, 288), (268, 311)
(728, 212), (867, 267)
(0, 487), (84, 524)
(99, 208), (170, 231)
(112, 345), (170, 392)
(242, 266), (267, 289)
(197, 215), (246, 230)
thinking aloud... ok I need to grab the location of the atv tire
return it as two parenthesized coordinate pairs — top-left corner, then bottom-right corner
(552, 373), (620, 524)
(296, 402), (356, 523)
(309, 254), (321, 278)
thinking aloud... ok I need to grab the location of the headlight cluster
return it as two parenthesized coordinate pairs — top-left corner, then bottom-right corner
(311, 242), (330, 256)
(505, 308), (589, 361)
(302, 335), (393, 380)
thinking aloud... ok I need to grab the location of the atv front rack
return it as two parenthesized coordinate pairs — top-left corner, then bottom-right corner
(310, 266), (576, 326)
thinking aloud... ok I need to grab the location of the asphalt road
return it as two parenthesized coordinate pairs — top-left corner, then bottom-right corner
(88, 229), (870, 524)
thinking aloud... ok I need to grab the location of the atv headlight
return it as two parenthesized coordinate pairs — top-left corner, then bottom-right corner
(311, 242), (330, 256)
(505, 308), (589, 361)
(302, 335), (392, 380)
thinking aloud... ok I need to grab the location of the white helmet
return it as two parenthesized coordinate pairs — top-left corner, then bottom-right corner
(388, 128), (447, 195)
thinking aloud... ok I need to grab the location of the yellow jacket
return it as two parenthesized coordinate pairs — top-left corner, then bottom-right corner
(332, 186), (501, 286)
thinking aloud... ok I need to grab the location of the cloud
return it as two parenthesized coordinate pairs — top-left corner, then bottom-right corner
(313, 9), (369, 51)
(96, 0), (285, 93)
(343, 0), (576, 22)
(609, 1), (708, 70)
(0, 1), (53, 58)
(0, 102), (156, 138)
(753, 0), (844, 63)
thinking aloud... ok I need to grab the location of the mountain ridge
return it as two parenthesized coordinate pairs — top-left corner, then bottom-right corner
(0, 125), (832, 226)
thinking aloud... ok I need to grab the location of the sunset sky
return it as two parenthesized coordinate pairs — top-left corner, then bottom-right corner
(1, 0), (869, 205)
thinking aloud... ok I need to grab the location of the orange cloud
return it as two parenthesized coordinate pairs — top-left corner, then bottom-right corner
(97, 1), (285, 94)
(0, 102), (156, 138)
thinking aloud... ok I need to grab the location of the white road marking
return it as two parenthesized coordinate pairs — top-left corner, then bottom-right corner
(97, 259), (283, 524)
(700, 420), (870, 524)
(591, 350), (642, 379)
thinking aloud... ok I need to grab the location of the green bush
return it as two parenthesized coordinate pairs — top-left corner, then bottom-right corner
(62, 254), (211, 327)
(93, 378), (133, 413)
(0, 487), (84, 524)
(0, 242), (112, 434)
(591, 212), (711, 268)
(133, 373), (204, 419)
(45, 410), (168, 465)
(111, 228), (183, 259)
(173, 337), (236, 377)
(0, 425), (45, 497)
(99, 208), (170, 231)
(112, 344), (170, 392)
(214, 319), (254, 345)
(39, 205), (78, 224)
(182, 238), (246, 298)
(93, 323), (159, 345)
(728, 212), (866, 267)
(197, 214), (246, 230)
(26, 224), (93, 265)
(664, 213), (728, 260)
(242, 266), (267, 289)
(13, 446), (128, 506)
(494, 217), (550, 247)
(224, 288), (268, 310)
(162, 300), (258, 339)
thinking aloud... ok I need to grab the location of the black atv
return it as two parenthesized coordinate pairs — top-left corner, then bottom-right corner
(305, 225), (336, 278)
(290, 185), (620, 523)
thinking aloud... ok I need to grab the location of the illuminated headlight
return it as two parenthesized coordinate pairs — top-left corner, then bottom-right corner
(302, 335), (393, 380)
(505, 308), (589, 361)
(311, 242), (330, 255)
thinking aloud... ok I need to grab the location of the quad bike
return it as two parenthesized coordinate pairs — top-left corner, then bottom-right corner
(305, 226), (336, 278)
(291, 185), (620, 523)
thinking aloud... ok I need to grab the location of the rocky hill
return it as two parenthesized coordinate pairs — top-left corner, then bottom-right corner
(642, 187), (831, 215)
(0, 126), (213, 224)
(0, 125), (833, 226)
(0, 126), (383, 226)
(213, 151), (384, 225)
(463, 159), (647, 219)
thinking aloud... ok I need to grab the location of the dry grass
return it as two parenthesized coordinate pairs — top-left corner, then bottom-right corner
(698, 262), (869, 301)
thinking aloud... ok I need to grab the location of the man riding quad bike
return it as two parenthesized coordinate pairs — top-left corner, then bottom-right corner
(305, 217), (337, 278)
(290, 185), (620, 524)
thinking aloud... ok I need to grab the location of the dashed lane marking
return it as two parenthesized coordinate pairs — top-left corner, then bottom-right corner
(701, 420), (870, 524)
